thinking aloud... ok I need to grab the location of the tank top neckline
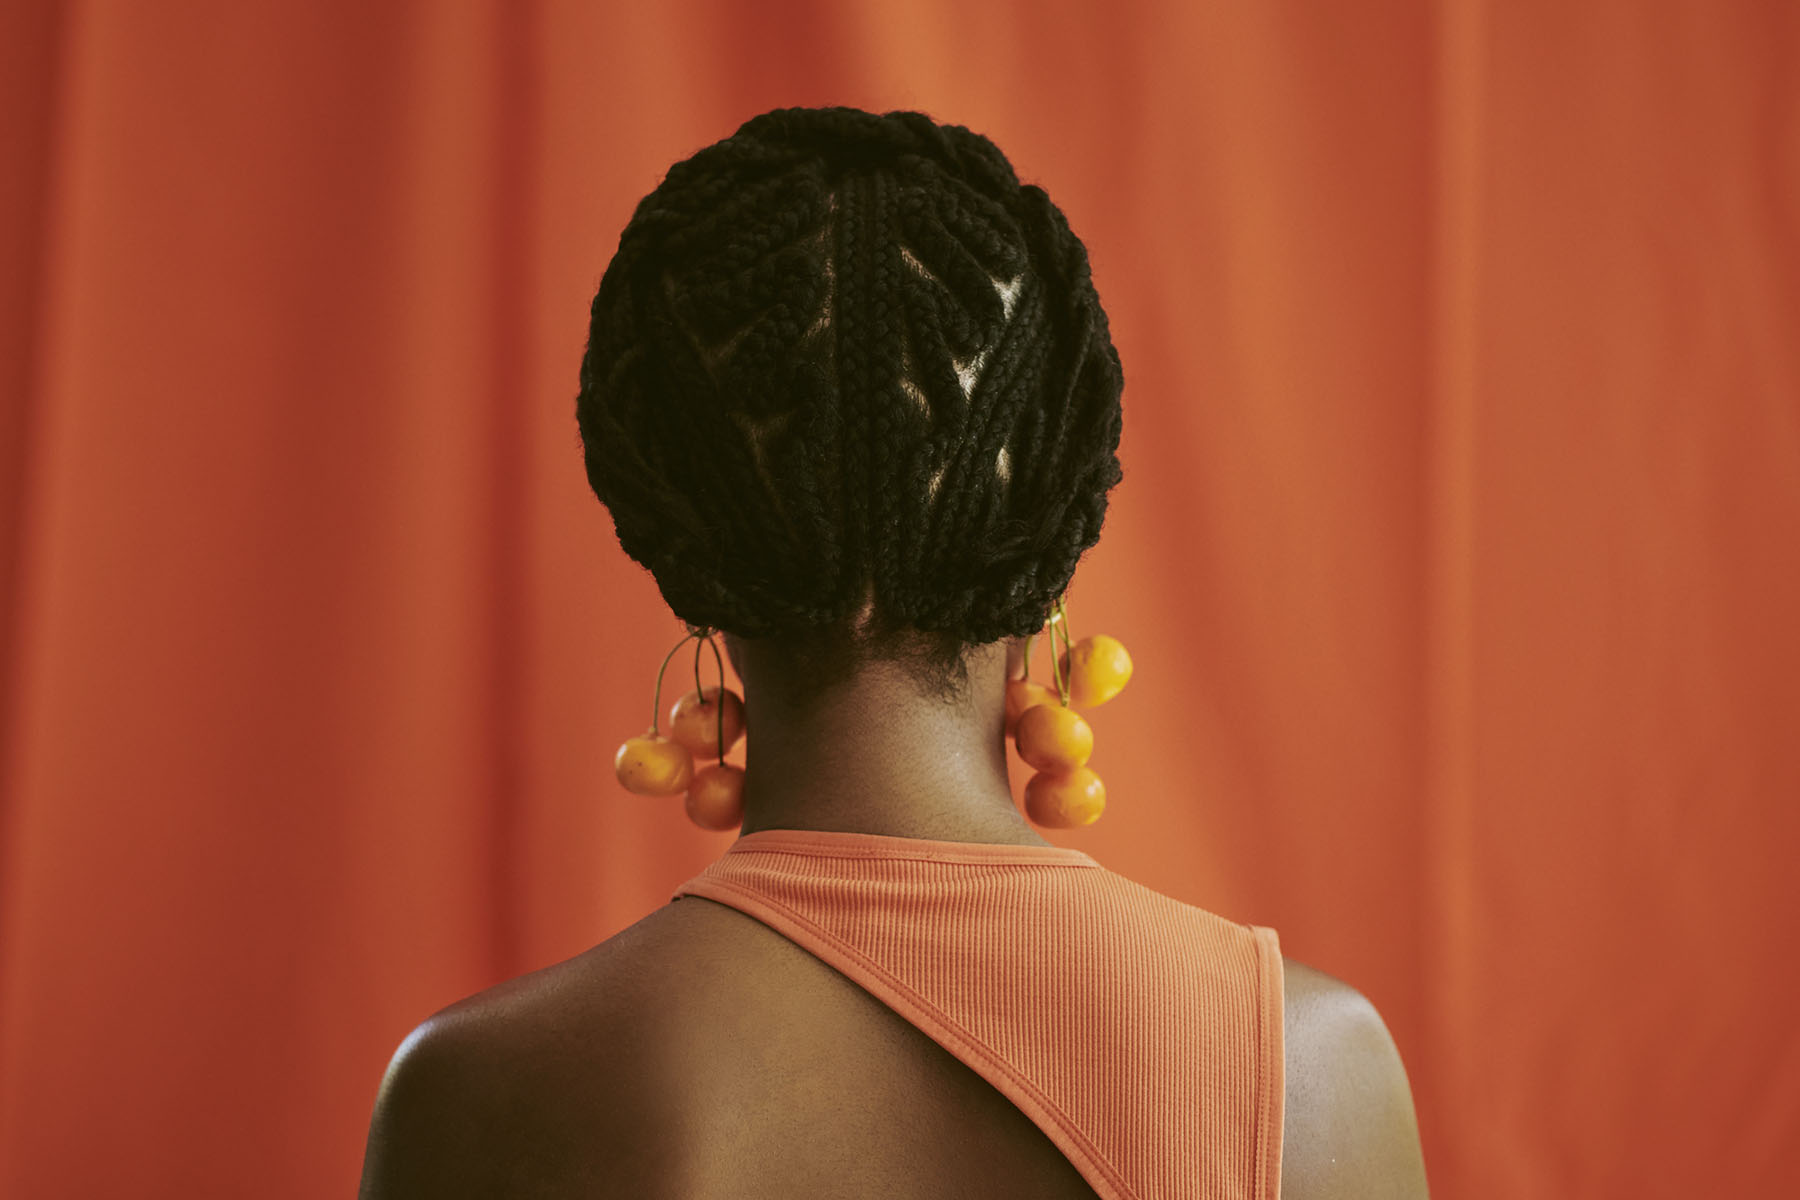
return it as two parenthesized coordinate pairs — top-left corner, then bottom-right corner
(726, 826), (1101, 868)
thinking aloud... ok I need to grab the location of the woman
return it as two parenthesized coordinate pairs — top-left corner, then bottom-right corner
(360, 106), (1428, 1199)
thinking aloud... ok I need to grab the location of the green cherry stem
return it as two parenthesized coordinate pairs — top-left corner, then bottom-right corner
(692, 631), (705, 702)
(1049, 598), (1072, 705)
(650, 633), (694, 734)
(703, 633), (727, 765)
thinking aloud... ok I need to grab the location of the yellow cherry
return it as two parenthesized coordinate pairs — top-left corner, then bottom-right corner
(685, 763), (746, 831)
(614, 732), (694, 796)
(1005, 677), (1056, 736)
(1025, 767), (1106, 828)
(1013, 703), (1094, 773)
(1059, 634), (1133, 708)
(669, 686), (746, 758)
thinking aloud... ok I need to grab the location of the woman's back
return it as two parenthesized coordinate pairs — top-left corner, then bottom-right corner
(359, 855), (1427, 1199)
(359, 106), (1428, 1199)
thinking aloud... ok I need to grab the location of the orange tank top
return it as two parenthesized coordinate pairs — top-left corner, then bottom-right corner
(672, 828), (1284, 1200)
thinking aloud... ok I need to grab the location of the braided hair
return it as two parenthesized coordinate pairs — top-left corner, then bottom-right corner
(577, 107), (1123, 695)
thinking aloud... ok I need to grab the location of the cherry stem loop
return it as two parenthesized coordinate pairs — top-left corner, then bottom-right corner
(694, 631), (728, 764)
(650, 631), (697, 733)
(1049, 596), (1073, 705)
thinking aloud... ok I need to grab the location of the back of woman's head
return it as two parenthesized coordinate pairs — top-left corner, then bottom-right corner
(577, 106), (1122, 692)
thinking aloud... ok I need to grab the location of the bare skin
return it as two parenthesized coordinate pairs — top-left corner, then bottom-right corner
(729, 632), (1047, 846)
(359, 633), (1429, 1198)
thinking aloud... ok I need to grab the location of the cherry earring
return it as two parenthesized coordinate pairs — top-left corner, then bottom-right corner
(1005, 598), (1133, 828)
(614, 628), (747, 831)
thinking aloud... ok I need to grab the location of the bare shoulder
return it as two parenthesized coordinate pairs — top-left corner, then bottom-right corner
(357, 902), (714, 1200)
(1279, 955), (1430, 1200)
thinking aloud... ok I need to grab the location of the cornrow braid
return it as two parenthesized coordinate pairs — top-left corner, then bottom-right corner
(577, 106), (1123, 681)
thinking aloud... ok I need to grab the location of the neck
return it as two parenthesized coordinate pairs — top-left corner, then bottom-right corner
(731, 640), (1051, 847)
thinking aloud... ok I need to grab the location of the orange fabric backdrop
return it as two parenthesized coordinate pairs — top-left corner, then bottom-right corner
(3, 2), (1796, 1196)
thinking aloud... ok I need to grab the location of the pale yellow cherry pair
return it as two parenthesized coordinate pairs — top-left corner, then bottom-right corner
(1004, 600), (1134, 828)
(613, 631), (747, 831)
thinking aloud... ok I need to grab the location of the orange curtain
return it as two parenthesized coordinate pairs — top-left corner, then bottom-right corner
(3, 2), (1796, 1196)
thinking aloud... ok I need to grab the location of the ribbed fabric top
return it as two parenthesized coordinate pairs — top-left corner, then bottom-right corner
(672, 829), (1283, 1200)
